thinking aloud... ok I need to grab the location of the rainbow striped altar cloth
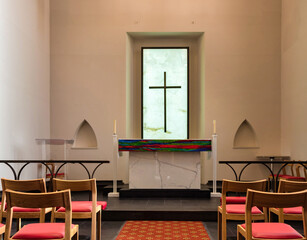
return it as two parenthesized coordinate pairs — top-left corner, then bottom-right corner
(118, 139), (212, 152)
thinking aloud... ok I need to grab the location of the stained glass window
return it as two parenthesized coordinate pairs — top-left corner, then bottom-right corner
(142, 47), (189, 139)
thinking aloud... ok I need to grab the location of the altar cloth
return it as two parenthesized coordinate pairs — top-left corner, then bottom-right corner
(118, 139), (211, 152)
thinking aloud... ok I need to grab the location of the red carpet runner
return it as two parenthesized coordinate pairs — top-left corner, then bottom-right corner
(116, 221), (211, 240)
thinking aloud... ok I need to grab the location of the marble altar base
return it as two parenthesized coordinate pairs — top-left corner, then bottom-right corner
(129, 152), (201, 189)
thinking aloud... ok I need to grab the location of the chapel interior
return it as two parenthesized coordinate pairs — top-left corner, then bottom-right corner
(1, 0), (307, 239)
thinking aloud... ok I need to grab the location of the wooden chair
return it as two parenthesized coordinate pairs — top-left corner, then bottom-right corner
(45, 162), (65, 180)
(237, 189), (307, 240)
(269, 179), (307, 222)
(52, 178), (106, 240)
(0, 178), (52, 230)
(280, 163), (305, 181)
(218, 179), (267, 240)
(4, 189), (78, 240)
(296, 163), (307, 181)
(268, 163), (305, 191)
(45, 162), (65, 191)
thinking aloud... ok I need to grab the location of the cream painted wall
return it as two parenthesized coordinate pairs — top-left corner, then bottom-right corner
(50, 0), (281, 182)
(281, 0), (307, 159)
(0, 0), (50, 185)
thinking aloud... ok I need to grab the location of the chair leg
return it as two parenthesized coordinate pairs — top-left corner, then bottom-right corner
(91, 214), (97, 240)
(72, 226), (79, 240)
(40, 212), (46, 223)
(222, 215), (227, 240)
(278, 212), (284, 223)
(97, 210), (101, 240)
(237, 228), (243, 240)
(16, 218), (21, 231)
(51, 211), (55, 223)
(218, 211), (222, 240)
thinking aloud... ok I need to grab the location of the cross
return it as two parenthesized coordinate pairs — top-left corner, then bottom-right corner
(149, 72), (181, 133)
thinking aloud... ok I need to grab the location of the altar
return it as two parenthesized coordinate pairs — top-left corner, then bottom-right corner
(118, 139), (212, 189)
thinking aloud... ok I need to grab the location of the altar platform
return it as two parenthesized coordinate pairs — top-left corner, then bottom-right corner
(102, 195), (219, 221)
(90, 185), (220, 221)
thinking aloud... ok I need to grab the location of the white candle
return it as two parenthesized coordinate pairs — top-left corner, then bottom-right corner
(213, 120), (216, 134)
(113, 120), (117, 135)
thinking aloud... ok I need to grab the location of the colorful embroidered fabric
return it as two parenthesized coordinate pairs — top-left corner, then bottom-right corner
(118, 139), (212, 152)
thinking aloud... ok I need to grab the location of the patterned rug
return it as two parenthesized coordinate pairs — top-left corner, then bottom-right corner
(116, 221), (211, 240)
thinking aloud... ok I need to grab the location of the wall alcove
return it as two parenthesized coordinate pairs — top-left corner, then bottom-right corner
(72, 120), (98, 149)
(126, 32), (205, 139)
(233, 119), (259, 149)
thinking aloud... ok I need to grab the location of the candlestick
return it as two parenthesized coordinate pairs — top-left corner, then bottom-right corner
(113, 120), (117, 135)
(213, 120), (216, 134)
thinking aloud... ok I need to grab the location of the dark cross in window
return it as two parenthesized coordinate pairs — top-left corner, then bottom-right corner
(149, 72), (181, 133)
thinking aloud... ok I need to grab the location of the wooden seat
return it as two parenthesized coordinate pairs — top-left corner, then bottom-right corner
(218, 179), (267, 240)
(269, 179), (307, 222)
(4, 189), (78, 240)
(237, 189), (307, 240)
(0, 178), (52, 231)
(52, 178), (105, 240)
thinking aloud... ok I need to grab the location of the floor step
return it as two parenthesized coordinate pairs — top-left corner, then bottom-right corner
(118, 185), (211, 198)
(103, 209), (217, 221)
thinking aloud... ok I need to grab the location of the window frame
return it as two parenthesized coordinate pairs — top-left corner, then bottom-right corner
(141, 46), (190, 139)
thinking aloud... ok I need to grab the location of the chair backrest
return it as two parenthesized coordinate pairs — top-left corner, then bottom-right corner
(53, 178), (96, 192)
(280, 162), (295, 176)
(1, 178), (47, 192)
(53, 178), (97, 214)
(221, 179), (267, 204)
(245, 189), (307, 240)
(278, 179), (307, 193)
(0, 178), (47, 222)
(4, 189), (72, 240)
(45, 162), (56, 176)
(221, 179), (267, 215)
(296, 163), (307, 180)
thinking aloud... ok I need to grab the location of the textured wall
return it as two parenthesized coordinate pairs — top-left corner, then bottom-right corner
(281, 0), (307, 159)
(0, 0), (50, 186)
(50, 0), (281, 182)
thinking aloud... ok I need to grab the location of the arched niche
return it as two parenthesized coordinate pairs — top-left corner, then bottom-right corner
(72, 120), (98, 149)
(233, 119), (259, 149)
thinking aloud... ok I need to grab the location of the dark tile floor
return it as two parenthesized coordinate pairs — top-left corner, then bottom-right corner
(77, 219), (304, 240)
(76, 192), (305, 239)
(14, 218), (304, 240)
(99, 195), (221, 211)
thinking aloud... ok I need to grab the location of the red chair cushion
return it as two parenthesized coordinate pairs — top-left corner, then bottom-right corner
(57, 201), (105, 212)
(241, 223), (302, 239)
(0, 223), (4, 228)
(220, 196), (246, 204)
(283, 207), (302, 214)
(12, 207), (41, 212)
(46, 173), (65, 177)
(3, 203), (40, 212)
(226, 204), (262, 214)
(281, 176), (305, 180)
(97, 201), (107, 210)
(12, 223), (74, 239)
(269, 174), (287, 177)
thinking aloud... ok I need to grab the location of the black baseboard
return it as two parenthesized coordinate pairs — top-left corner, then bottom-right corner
(96, 180), (124, 186)
(103, 210), (217, 221)
(118, 185), (211, 198)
